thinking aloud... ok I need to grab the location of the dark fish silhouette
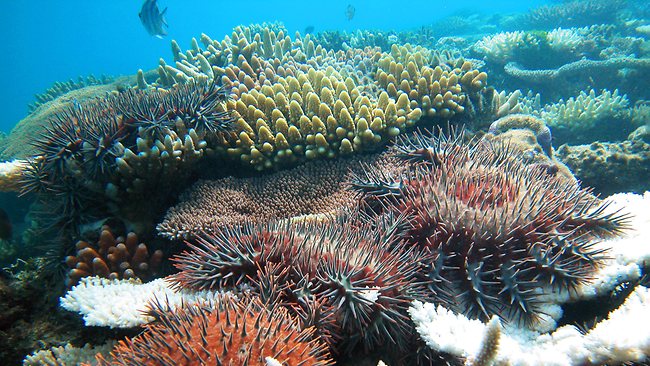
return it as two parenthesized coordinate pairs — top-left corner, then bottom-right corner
(0, 208), (12, 240)
(304, 25), (315, 34)
(139, 0), (168, 38)
(345, 4), (356, 20)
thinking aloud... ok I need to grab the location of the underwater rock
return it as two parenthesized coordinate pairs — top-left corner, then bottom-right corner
(556, 137), (650, 196)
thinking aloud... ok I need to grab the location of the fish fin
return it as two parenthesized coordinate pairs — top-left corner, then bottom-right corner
(161, 7), (168, 27)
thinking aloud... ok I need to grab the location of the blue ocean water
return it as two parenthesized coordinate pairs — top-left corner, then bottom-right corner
(0, 0), (548, 133)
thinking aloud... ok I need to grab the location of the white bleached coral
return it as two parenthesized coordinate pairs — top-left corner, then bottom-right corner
(410, 286), (650, 366)
(0, 159), (27, 192)
(473, 31), (532, 63)
(534, 89), (629, 130)
(546, 27), (583, 52)
(60, 276), (230, 328)
(411, 192), (650, 365)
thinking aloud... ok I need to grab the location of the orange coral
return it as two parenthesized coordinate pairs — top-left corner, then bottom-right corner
(65, 226), (163, 287)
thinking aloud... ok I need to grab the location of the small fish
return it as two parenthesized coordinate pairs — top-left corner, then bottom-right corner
(139, 0), (168, 39)
(0, 208), (12, 240)
(345, 4), (356, 21)
(304, 25), (315, 34)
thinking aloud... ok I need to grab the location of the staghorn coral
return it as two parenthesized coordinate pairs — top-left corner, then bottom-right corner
(64, 226), (163, 287)
(94, 295), (333, 365)
(350, 131), (628, 324)
(156, 153), (403, 240)
(172, 215), (425, 354)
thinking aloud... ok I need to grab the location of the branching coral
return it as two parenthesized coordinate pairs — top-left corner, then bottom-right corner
(153, 26), (487, 170)
(538, 89), (629, 130)
(65, 226), (163, 287)
(473, 31), (535, 64)
(24, 341), (116, 366)
(546, 28), (584, 52)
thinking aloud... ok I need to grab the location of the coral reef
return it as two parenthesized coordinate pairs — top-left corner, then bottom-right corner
(17, 79), (233, 239)
(473, 31), (539, 64)
(156, 153), (402, 239)
(154, 26), (488, 170)
(0, 74), (148, 161)
(7, 15), (650, 365)
(65, 226), (163, 287)
(527, 89), (635, 144)
(410, 190), (650, 365)
(94, 295), (333, 365)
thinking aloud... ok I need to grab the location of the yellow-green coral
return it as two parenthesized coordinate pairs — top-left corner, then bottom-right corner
(154, 26), (487, 170)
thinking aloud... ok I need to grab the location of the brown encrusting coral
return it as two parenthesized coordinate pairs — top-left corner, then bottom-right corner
(156, 153), (404, 239)
(93, 295), (333, 366)
(65, 226), (163, 287)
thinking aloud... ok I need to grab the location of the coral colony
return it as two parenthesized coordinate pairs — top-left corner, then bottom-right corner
(1, 0), (650, 364)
